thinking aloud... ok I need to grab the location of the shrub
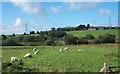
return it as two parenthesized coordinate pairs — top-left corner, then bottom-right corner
(45, 40), (55, 46)
(4, 38), (23, 46)
(90, 39), (101, 44)
(84, 34), (95, 39)
(98, 34), (116, 43)
(22, 36), (34, 42)
(1, 34), (7, 40)
(77, 38), (88, 44)
(63, 35), (78, 45)
(49, 31), (66, 38)
(2, 60), (39, 72)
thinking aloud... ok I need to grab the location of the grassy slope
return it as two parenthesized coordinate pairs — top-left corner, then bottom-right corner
(66, 29), (119, 38)
(2, 44), (118, 72)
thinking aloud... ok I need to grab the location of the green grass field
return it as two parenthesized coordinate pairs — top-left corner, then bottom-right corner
(2, 43), (118, 72)
(66, 29), (119, 38)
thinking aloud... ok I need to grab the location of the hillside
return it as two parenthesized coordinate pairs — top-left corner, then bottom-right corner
(11, 29), (119, 37)
(66, 29), (119, 38)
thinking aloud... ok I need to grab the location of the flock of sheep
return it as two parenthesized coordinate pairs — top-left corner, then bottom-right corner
(10, 48), (39, 62)
(10, 47), (110, 72)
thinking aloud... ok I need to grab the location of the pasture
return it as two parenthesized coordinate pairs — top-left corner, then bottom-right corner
(2, 43), (118, 72)
(66, 29), (119, 38)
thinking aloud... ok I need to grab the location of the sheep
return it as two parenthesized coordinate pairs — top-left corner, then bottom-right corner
(59, 48), (63, 52)
(33, 48), (37, 51)
(24, 53), (32, 58)
(99, 62), (110, 72)
(34, 50), (39, 54)
(63, 47), (68, 51)
(10, 57), (19, 62)
(78, 49), (81, 52)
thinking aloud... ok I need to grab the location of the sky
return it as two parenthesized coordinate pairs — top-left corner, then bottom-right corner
(0, 0), (119, 35)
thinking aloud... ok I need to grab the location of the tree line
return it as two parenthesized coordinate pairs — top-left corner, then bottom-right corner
(0, 30), (117, 46)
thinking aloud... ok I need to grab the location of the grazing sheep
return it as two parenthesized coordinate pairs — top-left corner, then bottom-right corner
(10, 57), (19, 62)
(24, 53), (32, 58)
(34, 50), (39, 54)
(60, 48), (63, 52)
(63, 47), (68, 51)
(33, 48), (37, 51)
(100, 62), (110, 72)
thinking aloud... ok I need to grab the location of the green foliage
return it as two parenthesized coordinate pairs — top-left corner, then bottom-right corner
(63, 35), (78, 45)
(22, 36), (34, 42)
(77, 38), (88, 44)
(90, 39), (101, 44)
(98, 34), (116, 43)
(13, 36), (24, 42)
(1, 34), (7, 40)
(12, 33), (15, 36)
(2, 60), (39, 72)
(83, 34), (95, 39)
(45, 40), (55, 46)
(30, 31), (35, 34)
(3, 38), (22, 46)
(49, 31), (66, 38)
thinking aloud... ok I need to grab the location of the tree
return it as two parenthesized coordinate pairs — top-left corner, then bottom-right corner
(13, 33), (15, 36)
(23, 32), (26, 35)
(30, 31), (35, 34)
(77, 25), (86, 30)
(51, 27), (56, 31)
(37, 31), (39, 34)
(86, 24), (90, 29)
(49, 31), (66, 38)
(1, 34), (7, 40)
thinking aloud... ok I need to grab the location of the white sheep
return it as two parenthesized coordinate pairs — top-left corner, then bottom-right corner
(78, 49), (81, 52)
(63, 47), (68, 51)
(10, 57), (19, 62)
(24, 53), (32, 58)
(33, 48), (37, 51)
(60, 48), (63, 52)
(100, 62), (110, 72)
(34, 50), (39, 54)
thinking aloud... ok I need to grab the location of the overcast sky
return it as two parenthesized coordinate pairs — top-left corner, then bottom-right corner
(1, 0), (119, 35)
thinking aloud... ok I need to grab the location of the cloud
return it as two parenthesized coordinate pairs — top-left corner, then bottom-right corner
(98, 9), (112, 15)
(1, 18), (25, 35)
(68, 2), (96, 10)
(10, 0), (47, 18)
(14, 18), (23, 27)
(50, 6), (63, 13)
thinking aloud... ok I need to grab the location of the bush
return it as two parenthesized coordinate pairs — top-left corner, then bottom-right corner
(90, 39), (101, 44)
(63, 35), (78, 45)
(22, 36), (34, 42)
(4, 38), (23, 46)
(49, 31), (66, 38)
(2, 60), (39, 72)
(84, 34), (95, 39)
(45, 40), (55, 46)
(98, 34), (116, 43)
(77, 38), (88, 44)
